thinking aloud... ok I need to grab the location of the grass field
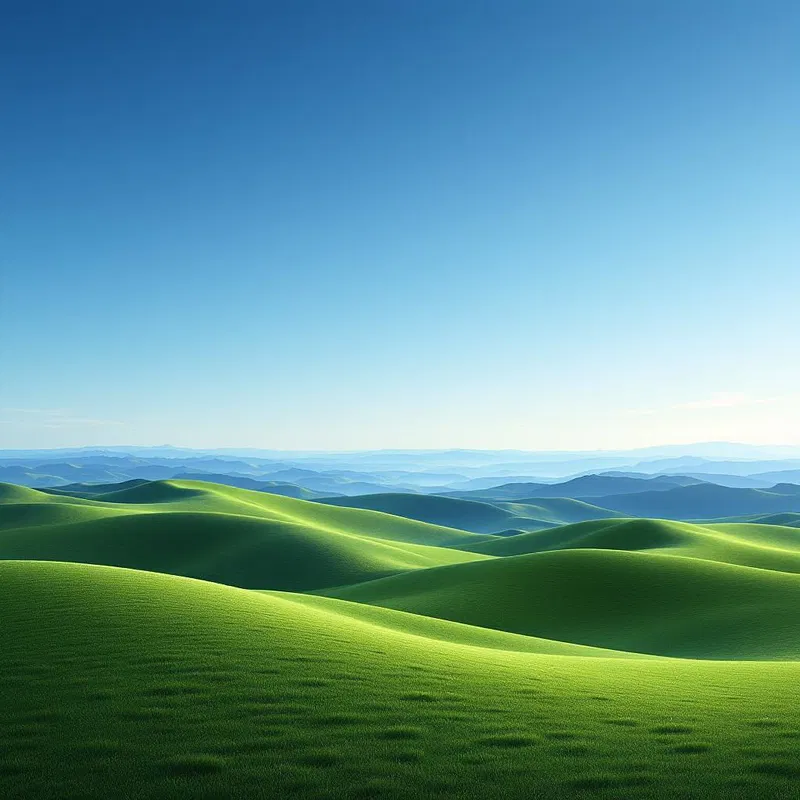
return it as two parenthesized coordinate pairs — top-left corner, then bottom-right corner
(0, 481), (489, 590)
(460, 517), (800, 572)
(322, 492), (625, 532)
(1, 480), (799, 798)
(2, 560), (800, 800)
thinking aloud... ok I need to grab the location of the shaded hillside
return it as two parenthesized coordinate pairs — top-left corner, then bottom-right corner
(594, 483), (800, 519)
(321, 493), (542, 533)
(321, 492), (626, 533)
(153, 473), (331, 498)
(445, 473), (705, 501)
(0, 481), (490, 590)
(459, 518), (800, 573)
(324, 548), (800, 659)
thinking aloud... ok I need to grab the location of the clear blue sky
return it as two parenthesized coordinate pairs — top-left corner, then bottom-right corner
(2, 1), (799, 450)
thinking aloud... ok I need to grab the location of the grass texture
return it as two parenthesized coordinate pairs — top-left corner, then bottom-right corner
(2, 480), (800, 798)
(1, 560), (799, 800)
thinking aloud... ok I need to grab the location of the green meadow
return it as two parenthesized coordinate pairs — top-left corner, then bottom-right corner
(1, 480), (800, 798)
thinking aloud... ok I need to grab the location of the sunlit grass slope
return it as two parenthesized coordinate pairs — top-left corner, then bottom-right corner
(321, 493), (540, 533)
(324, 548), (800, 659)
(0, 481), (490, 590)
(323, 492), (624, 533)
(494, 497), (625, 525)
(459, 517), (800, 572)
(26, 479), (489, 546)
(2, 560), (800, 800)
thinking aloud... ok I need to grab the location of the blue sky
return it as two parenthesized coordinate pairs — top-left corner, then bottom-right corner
(2, 1), (799, 450)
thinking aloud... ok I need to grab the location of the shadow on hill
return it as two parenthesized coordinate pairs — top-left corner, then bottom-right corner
(324, 548), (800, 659)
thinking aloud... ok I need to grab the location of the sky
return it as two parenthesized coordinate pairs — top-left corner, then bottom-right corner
(2, 1), (799, 451)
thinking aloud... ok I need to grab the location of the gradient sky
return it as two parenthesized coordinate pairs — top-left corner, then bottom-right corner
(2, 1), (799, 450)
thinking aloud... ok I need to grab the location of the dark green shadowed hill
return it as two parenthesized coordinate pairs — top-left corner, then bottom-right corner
(321, 492), (624, 532)
(594, 483), (800, 519)
(321, 493), (540, 533)
(2, 560), (800, 800)
(323, 548), (800, 659)
(0, 481), (491, 590)
(459, 518), (800, 573)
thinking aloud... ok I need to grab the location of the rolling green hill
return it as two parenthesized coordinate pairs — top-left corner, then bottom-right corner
(442, 473), (704, 501)
(459, 518), (800, 573)
(321, 492), (624, 533)
(2, 560), (799, 799)
(594, 483), (800, 520)
(493, 497), (625, 525)
(323, 545), (800, 659)
(721, 511), (800, 527)
(45, 475), (332, 500)
(0, 481), (490, 590)
(321, 493), (545, 533)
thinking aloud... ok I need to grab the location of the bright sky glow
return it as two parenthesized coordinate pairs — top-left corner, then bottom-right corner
(2, 2), (799, 449)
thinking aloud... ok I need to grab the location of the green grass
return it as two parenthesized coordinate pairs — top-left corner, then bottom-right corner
(7, 479), (490, 547)
(1, 560), (799, 799)
(0, 481), (491, 590)
(323, 548), (800, 659)
(321, 493), (535, 533)
(323, 492), (625, 533)
(459, 517), (800, 572)
(3, 481), (800, 797)
(494, 496), (627, 525)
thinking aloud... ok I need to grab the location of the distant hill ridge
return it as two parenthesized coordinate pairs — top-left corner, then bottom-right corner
(0, 480), (489, 590)
(322, 492), (624, 533)
(592, 482), (800, 519)
(442, 473), (706, 501)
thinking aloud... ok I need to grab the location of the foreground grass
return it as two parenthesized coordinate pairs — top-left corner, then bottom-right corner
(1, 561), (799, 799)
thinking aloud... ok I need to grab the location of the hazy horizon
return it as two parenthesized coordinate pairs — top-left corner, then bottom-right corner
(5, 439), (800, 458)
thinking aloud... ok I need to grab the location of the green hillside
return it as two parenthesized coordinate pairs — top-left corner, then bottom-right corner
(460, 518), (800, 573)
(0, 481), (490, 590)
(42, 478), (151, 497)
(721, 511), (800, 527)
(2, 560), (799, 800)
(495, 497), (625, 525)
(322, 492), (624, 533)
(45, 476), (331, 500)
(324, 548), (800, 659)
(321, 493), (542, 533)
(595, 483), (800, 520)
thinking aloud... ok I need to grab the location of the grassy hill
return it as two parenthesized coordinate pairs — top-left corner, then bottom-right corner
(732, 512), (800, 527)
(42, 478), (152, 497)
(443, 473), (704, 501)
(1, 560), (799, 799)
(595, 483), (800, 519)
(459, 518), (800, 573)
(321, 493), (546, 533)
(323, 548), (800, 659)
(322, 492), (624, 533)
(0, 481), (490, 590)
(493, 497), (625, 525)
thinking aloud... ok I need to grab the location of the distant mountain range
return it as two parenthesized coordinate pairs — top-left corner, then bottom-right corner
(3, 446), (800, 516)
(331, 485), (800, 531)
